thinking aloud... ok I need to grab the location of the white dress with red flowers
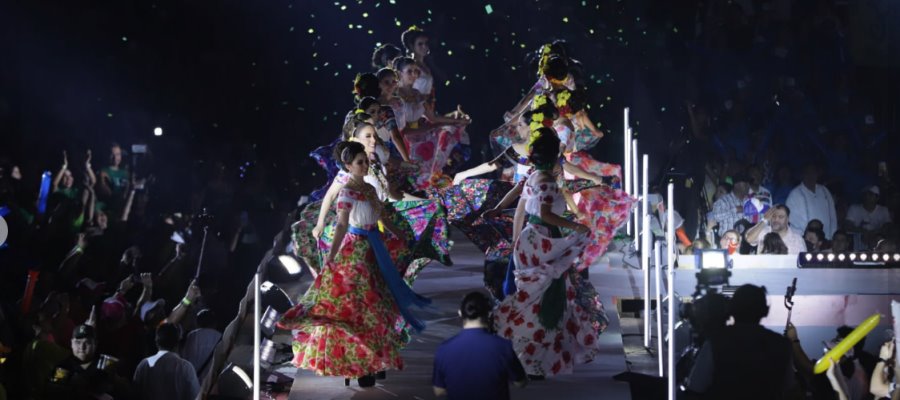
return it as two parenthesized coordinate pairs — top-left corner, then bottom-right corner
(494, 172), (605, 377)
(278, 187), (411, 378)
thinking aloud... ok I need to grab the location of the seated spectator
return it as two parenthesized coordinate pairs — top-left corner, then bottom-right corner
(686, 284), (794, 399)
(786, 163), (838, 239)
(803, 227), (829, 252)
(133, 323), (199, 400)
(718, 229), (742, 254)
(433, 291), (526, 400)
(830, 230), (853, 253)
(180, 309), (221, 378)
(761, 232), (789, 254)
(745, 205), (807, 254)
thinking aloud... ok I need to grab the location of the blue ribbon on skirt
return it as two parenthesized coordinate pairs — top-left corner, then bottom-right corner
(348, 226), (431, 332)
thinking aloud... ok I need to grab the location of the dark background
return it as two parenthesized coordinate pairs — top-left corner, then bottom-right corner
(1, 0), (898, 212)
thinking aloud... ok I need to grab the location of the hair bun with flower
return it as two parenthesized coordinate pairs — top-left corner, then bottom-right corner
(529, 111), (546, 132)
(555, 90), (573, 117)
(537, 44), (553, 78)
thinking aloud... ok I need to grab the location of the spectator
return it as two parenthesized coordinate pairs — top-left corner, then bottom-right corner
(745, 205), (807, 254)
(761, 232), (789, 255)
(433, 291), (527, 400)
(133, 323), (199, 400)
(803, 227), (829, 252)
(711, 174), (751, 235)
(718, 229), (742, 254)
(47, 324), (131, 399)
(787, 323), (874, 400)
(748, 164), (773, 207)
(97, 143), (130, 201)
(830, 230), (853, 253)
(180, 309), (221, 378)
(869, 340), (896, 399)
(772, 165), (794, 206)
(786, 163), (838, 239)
(686, 284), (795, 399)
(846, 185), (892, 241)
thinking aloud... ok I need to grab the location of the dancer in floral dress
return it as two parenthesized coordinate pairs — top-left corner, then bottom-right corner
(493, 128), (607, 378)
(278, 141), (430, 387)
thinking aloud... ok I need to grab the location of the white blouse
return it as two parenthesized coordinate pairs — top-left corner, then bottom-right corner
(523, 172), (565, 217)
(336, 187), (378, 228)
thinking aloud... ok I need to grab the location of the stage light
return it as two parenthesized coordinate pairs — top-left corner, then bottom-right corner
(804, 253), (813, 261)
(837, 253), (846, 261)
(153, 127), (163, 136)
(860, 253), (868, 261)
(260, 306), (281, 338)
(260, 281), (294, 313)
(816, 253), (825, 261)
(849, 253), (857, 261)
(260, 338), (277, 367)
(894, 254), (900, 262)
(826, 254), (835, 262)
(267, 254), (305, 283)
(216, 363), (252, 397)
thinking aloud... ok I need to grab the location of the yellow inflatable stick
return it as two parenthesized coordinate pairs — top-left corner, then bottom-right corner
(814, 313), (881, 374)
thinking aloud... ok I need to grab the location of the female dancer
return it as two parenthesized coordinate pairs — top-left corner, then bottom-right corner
(400, 26), (435, 103)
(279, 141), (430, 387)
(393, 57), (470, 189)
(493, 128), (607, 378)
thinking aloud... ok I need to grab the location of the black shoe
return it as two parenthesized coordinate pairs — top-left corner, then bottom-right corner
(375, 371), (386, 380)
(344, 378), (350, 386)
(527, 374), (545, 381)
(357, 375), (377, 387)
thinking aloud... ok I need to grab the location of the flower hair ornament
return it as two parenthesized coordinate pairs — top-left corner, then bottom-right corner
(555, 90), (573, 117)
(529, 111), (547, 132)
(537, 44), (553, 78)
(354, 108), (365, 114)
(532, 94), (549, 109)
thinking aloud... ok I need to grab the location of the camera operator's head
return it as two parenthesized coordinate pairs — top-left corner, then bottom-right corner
(729, 284), (769, 324)
(459, 291), (492, 328)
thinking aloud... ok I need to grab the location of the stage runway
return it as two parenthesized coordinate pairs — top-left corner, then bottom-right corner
(282, 229), (637, 400)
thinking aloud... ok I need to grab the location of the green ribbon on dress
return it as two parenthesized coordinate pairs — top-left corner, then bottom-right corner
(525, 214), (567, 330)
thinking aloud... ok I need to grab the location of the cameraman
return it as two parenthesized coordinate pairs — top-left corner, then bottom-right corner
(686, 284), (796, 399)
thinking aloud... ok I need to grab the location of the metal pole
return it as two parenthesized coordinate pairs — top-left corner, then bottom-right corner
(655, 242), (664, 377)
(253, 273), (261, 400)
(666, 184), (676, 399)
(642, 213), (651, 348)
(632, 139), (640, 252)
(624, 109), (631, 235)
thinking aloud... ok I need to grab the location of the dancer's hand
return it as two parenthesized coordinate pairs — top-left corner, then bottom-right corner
(483, 208), (502, 219)
(452, 173), (467, 185)
(878, 340), (894, 362)
(312, 223), (324, 240)
(574, 223), (590, 234)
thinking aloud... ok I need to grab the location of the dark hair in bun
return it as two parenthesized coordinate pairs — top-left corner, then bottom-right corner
(459, 291), (491, 321)
(372, 43), (403, 69)
(353, 73), (380, 101)
(392, 56), (417, 74)
(356, 96), (380, 112)
(332, 141), (366, 171)
(401, 26), (429, 54)
(528, 127), (561, 170)
(542, 55), (569, 81)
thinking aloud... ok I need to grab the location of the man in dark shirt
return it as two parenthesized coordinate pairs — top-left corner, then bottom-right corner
(48, 324), (130, 399)
(687, 284), (795, 399)
(433, 291), (527, 400)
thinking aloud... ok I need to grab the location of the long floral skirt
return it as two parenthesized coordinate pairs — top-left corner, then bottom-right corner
(404, 124), (469, 191)
(494, 225), (606, 377)
(278, 232), (407, 377)
(573, 185), (636, 269)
